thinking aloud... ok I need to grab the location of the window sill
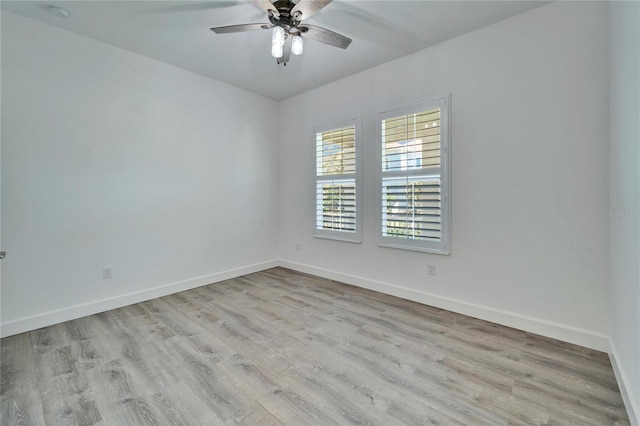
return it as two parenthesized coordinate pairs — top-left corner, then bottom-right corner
(378, 241), (450, 255)
(313, 233), (362, 244)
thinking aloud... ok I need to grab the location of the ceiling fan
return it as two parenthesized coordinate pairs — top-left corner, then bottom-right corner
(210, 0), (352, 66)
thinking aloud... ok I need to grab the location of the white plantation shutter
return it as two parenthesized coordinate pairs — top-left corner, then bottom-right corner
(379, 97), (450, 254)
(314, 119), (361, 242)
(382, 177), (441, 239)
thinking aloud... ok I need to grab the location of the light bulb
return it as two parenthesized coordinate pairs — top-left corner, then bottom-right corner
(271, 42), (284, 58)
(272, 26), (285, 46)
(292, 35), (303, 55)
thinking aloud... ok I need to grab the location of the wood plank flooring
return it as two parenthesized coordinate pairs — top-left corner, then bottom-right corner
(1, 267), (630, 425)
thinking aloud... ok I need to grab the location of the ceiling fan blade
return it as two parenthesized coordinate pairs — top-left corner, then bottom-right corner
(210, 23), (271, 34)
(290, 0), (332, 21)
(300, 24), (351, 49)
(253, 0), (279, 19)
(279, 35), (293, 64)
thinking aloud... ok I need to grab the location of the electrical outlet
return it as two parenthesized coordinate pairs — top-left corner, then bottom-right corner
(427, 264), (436, 276)
(103, 266), (113, 279)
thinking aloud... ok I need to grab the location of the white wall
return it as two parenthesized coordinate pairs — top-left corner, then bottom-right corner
(278, 1), (611, 350)
(1, 3), (636, 417)
(609, 1), (640, 424)
(1, 11), (280, 336)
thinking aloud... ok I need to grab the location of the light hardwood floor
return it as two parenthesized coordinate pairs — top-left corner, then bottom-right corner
(1, 268), (630, 425)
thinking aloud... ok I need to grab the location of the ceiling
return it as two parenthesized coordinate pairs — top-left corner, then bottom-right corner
(1, 1), (546, 100)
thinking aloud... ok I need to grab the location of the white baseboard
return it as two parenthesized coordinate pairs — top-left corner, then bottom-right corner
(4, 258), (633, 420)
(0, 260), (279, 338)
(278, 260), (611, 352)
(609, 340), (640, 426)
(1, 258), (611, 353)
(2, 259), (634, 421)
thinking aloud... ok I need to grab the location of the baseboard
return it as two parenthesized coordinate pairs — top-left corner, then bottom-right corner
(278, 259), (611, 352)
(0, 260), (279, 338)
(609, 340), (640, 426)
(1, 258), (611, 353)
(3, 261), (633, 421)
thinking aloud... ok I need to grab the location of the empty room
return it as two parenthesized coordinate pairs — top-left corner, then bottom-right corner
(1, 0), (638, 425)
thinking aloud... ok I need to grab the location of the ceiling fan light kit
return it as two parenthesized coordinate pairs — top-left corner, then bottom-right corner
(210, 0), (351, 66)
(271, 26), (285, 58)
(272, 26), (285, 46)
(271, 40), (284, 58)
(291, 35), (303, 55)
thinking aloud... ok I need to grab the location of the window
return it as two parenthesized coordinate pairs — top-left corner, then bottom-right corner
(379, 97), (450, 254)
(314, 118), (361, 242)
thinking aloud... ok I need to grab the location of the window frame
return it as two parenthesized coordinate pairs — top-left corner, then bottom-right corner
(313, 117), (363, 243)
(377, 96), (451, 254)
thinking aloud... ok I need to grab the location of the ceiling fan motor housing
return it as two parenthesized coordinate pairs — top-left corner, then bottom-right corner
(269, 0), (302, 32)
